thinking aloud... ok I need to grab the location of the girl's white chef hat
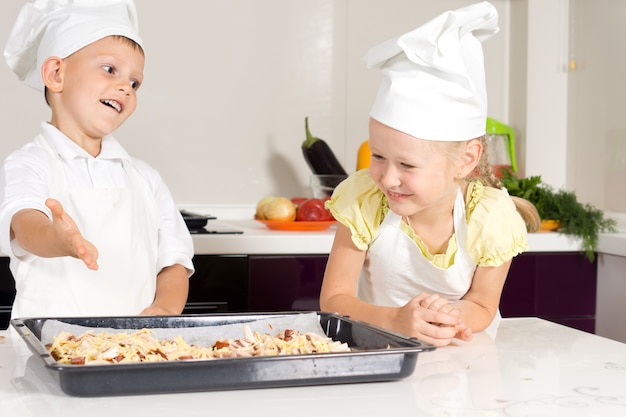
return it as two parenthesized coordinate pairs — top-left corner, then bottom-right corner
(4, 0), (142, 92)
(365, 1), (499, 142)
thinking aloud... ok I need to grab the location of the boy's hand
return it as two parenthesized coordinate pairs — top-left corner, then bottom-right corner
(46, 198), (99, 270)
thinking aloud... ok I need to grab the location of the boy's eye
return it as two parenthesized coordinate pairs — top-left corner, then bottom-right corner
(130, 80), (140, 90)
(102, 65), (114, 74)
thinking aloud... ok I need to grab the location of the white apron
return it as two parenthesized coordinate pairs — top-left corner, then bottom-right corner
(11, 135), (158, 318)
(358, 187), (500, 336)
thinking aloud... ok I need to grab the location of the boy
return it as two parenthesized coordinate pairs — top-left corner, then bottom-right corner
(1, 0), (194, 318)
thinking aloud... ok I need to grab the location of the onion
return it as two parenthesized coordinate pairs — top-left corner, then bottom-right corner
(263, 197), (296, 221)
(255, 196), (276, 220)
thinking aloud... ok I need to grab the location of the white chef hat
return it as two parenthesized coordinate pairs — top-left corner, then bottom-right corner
(4, 0), (142, 92)
(365, 1), (499, 142)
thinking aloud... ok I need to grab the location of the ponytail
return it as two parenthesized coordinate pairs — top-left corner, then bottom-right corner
(472, 136), (541, 232)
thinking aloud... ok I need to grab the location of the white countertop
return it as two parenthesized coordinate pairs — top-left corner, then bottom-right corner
(192, 218), (594, 255)
(596, 232), (626, 257)
(187, 204), (615, 255)
(0, 204), (621, 257)
(1, 317), (625, 416)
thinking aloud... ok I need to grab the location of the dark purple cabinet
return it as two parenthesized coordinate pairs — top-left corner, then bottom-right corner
(247, 252), (598, 334)
(500, 252), (597, 333)
(0, 257), (15, 330)
(0, 252), (598, 333)
(247, 255), (327, 312)
(0, 255), (249, 329)
(184, 255), (248, 314)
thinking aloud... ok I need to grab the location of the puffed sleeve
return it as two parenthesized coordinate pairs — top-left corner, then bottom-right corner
(465, 181), (528, 267)
(325, 169), (387, 251)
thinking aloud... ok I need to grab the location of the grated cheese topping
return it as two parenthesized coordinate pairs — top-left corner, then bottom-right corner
(46, 326), (351, 365)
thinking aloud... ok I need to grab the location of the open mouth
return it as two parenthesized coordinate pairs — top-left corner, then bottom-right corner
(100, 99), (121, 113)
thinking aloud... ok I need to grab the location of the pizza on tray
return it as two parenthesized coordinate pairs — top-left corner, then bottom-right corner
(46, 325), (351, 365)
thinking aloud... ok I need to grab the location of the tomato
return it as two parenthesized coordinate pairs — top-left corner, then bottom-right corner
(296, 198), (334, 221)
(291, 197), (308, 206)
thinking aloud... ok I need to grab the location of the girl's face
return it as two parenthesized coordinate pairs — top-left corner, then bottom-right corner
(51, 36), (144, 144)
(368, 118), (462, 219)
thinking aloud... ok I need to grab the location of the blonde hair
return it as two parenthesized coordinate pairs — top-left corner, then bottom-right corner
(438, 136), (541, 232)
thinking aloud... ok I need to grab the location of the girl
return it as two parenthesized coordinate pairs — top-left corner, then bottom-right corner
(319, 2), (539, 347)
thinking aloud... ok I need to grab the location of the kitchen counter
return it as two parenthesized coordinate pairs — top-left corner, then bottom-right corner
(193, 218), (594, 255)
(0, 204), (616, 256)
(1, 317), (625, 416)
(187, 204), (600, 255)
(188, 204), (626, 256)
(596, 232), (626, 257)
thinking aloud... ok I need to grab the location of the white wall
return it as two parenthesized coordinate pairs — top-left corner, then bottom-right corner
(524, 0), (570, 188)
(520, 0), (626, 213)
(596, 253), (626, 343)
(0, 0), (510, 206)
(569, 0), (626, 213)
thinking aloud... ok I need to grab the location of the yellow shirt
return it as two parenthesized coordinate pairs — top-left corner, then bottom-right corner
(326, 169), (528, 268)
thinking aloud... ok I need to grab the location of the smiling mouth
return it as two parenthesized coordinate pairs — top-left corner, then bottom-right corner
(386, 190), (407, 201)
(100, 99), (121, 113)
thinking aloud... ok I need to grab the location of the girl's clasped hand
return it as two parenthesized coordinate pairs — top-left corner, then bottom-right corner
(396, 293), (472, 347)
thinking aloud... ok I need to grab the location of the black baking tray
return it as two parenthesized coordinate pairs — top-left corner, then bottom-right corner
(10, 312), (435, 397)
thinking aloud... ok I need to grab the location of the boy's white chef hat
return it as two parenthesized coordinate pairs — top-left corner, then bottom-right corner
(365, 1), (498, 142)
(4, 0), (142, 92)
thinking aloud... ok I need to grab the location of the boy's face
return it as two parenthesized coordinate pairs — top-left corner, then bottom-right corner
(50, 36), (145, 142)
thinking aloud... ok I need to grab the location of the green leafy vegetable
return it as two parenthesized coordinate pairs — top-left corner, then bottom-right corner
(500, 170), (616, 261)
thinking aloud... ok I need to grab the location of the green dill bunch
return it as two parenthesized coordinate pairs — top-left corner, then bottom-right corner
(500, 170), (616, 261)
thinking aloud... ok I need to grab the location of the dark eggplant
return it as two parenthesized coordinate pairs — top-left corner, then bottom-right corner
(301, 117), (348, 176)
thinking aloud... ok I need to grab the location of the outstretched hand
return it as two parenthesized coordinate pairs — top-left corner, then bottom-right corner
(45, 198), (99, 270)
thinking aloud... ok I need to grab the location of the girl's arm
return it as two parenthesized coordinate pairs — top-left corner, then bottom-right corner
(418, 261), (510, 340)
(320, 224), (464, 347)
(141, 264), (189, 315)
(452, 260), (511, 332)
